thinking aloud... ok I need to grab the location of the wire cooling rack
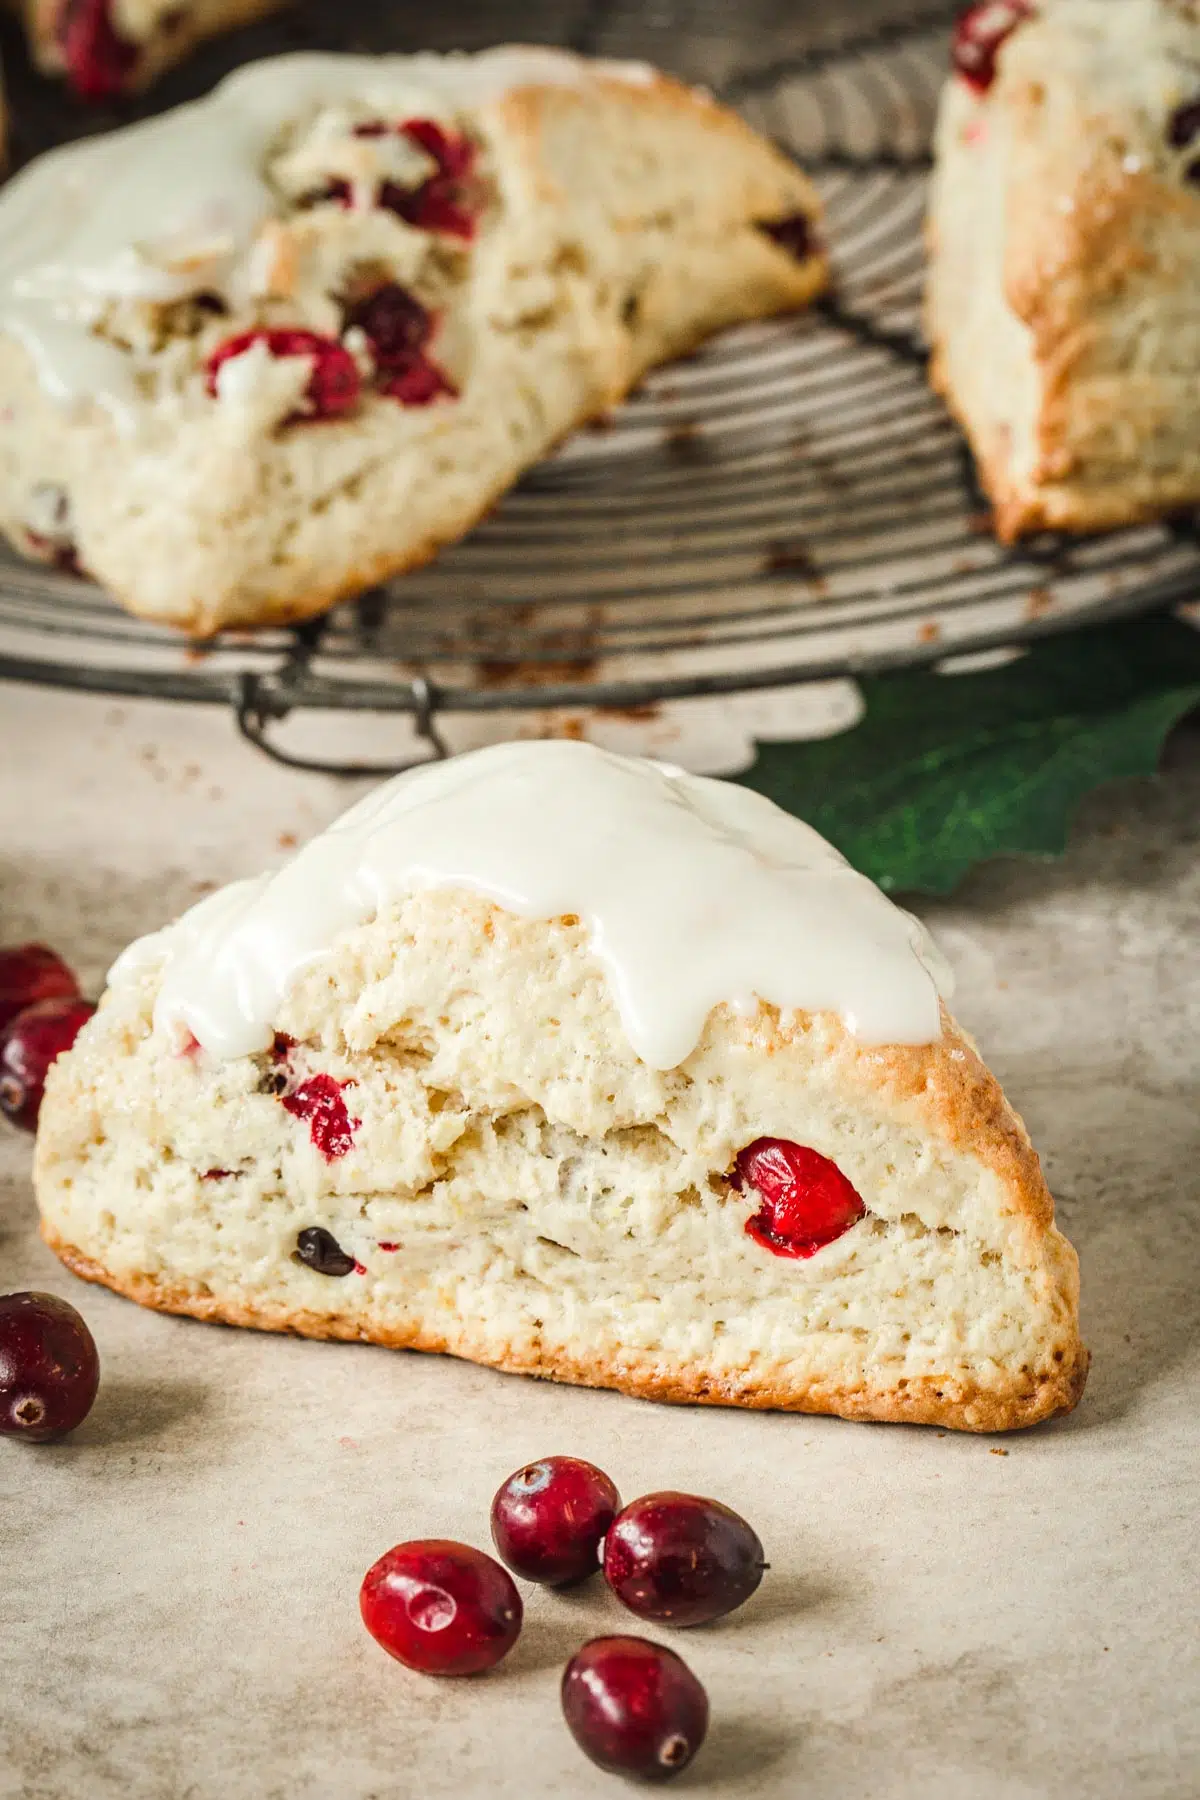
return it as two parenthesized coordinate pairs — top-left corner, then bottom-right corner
(2, 0), (1199, 770)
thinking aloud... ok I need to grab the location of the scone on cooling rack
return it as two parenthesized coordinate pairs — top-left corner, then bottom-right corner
(35, 741), (1088, 1433)
(0, 49), (826, 634)
(16, 0), (287, 101)
(928, 0), (1200, 540)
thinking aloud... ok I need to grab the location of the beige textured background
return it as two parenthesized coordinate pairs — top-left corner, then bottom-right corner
(1, 682), (1197, 1800)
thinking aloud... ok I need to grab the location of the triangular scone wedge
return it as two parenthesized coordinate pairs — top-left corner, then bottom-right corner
(0, 49), (826, 632)
(34, 745), (1086, 1432)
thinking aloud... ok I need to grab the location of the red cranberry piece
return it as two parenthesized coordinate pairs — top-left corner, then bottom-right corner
(281, 1074), (360, 1160)
(732, 1137), (866, 1258)
(380, 119), (478, 240)
(344, 284), (457, 405)
(952, 1), (1032, 94)
(760, 213), (815, 261)
(377, 360), (457, 406)
(402, 118), (475, 183)
(344, 283), (433, 364)
(0, 997), (96, 1133)
(204, 329), (360, 421)
(57, 0), (138, 101)
(294, 1226), (356, 1276)
(0, 1292), (100, 1441)
(360, 1540), (522, 1675)
(491, 1456), (621, 1587)
(603, 1492), (766, 1628)
(0, 945), (80, 1036)
(381, 180), (476, 241)
(561, 1636), (708, 1781)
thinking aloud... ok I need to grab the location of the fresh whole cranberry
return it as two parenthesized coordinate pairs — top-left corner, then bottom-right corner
(0, 945), (80, 1036)
(0, 1292), (100, 1441)
(561, 1636), (708, 1781)
(952, 1), (1032, 94)
(204, 329), (360, 421)
(57, 0), (138, 102)
(603, 1492), (766, 1628)
(0, 997), (96, 1133)
(360, 1540), (522, 1675)
(732, 1137), (866, 1257)
(491, 1455), (621, 1586)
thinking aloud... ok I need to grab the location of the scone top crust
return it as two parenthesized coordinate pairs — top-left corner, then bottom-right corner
(943, 1), (1200, 370)
(0, 48), (818, 429)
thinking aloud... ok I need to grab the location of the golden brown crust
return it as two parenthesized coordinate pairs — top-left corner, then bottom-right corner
(929, 19), (1200, 542)
(45, 1228), (1089, 1432)
(768, 1000), (1055, 1234)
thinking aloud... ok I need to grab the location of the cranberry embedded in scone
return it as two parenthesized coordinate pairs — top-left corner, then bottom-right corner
(952, 1), (1033, 95)
(759, 213), (815, 261)
(57, 0), (138, 102)
(1167, 97), (1200, 180)
(732, 1137), (866, 1257)
(352, 117), (480, 239)
(282, 1073), (361, 1160)
(204, 329), (361, 421)
(344, 284), (458, 406)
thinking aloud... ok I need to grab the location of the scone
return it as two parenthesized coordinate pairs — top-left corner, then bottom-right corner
(16, 0), (287, 102)
(928, 0), (1200, 539)
(0, 49), (826, 633)
(34, 741), (1088, 1433)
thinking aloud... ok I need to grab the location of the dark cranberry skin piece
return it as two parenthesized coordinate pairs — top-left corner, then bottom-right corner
(491, 1456), (621, 1586)
(0, 944), (80, 1036)
(344, 283), (433, 365)
(360, 1540), (522, 1675)
(204, 329), (360, 420)
(0, 997), (96, 1133)
(760, 213), (814, 261)
(343, 284), (457, 406)
(603, 1492), (766, 1628)
(0, 1292), (100, 1441)
(732, 1137), (866, 1258)
(562, 1636), (708, 1782)
(952, 1), (1032, 95)
(294, 1227), (356, 1276)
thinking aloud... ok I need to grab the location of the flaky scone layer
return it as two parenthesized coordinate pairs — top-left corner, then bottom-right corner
(36, 890), (1086, 1432)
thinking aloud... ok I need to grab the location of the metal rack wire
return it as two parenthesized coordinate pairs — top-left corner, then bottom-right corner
(2, 2), (1197, 771)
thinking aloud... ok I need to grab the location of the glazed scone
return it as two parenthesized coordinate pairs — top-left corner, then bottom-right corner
(17, 0), (287, 102)
(928, 0), (1200, 539)
(35, 742), (1087, 1433)
(0, 49), (826, 633)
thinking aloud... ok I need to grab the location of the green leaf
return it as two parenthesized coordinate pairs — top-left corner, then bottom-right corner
(739, 614), (1200, 895)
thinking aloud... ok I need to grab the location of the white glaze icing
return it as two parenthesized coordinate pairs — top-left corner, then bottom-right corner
(0, 48), (655, 422)
(110, 741), (951, 1068)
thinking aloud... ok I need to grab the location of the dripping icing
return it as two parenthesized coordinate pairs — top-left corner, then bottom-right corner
(0, 48), (655, 423)
(109, 741), (952, 1068)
